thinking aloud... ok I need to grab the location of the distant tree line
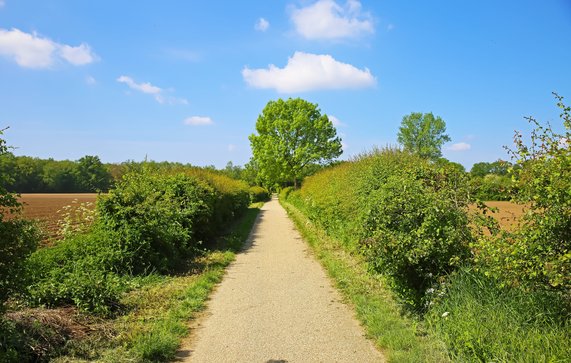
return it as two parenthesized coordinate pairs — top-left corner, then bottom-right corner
(1, 154), (113, 193)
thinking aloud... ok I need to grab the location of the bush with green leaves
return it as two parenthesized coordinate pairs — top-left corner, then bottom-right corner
(475, 93), (571, 292)
(26, 168), (250, 315)
(470, 174), (513, 201)
(286, 148), (473, 310)
(97, 171), (216, 273)
(0, 129), (40, 312)
(248, 186), (270, 203)
(26, 227), (125, 315)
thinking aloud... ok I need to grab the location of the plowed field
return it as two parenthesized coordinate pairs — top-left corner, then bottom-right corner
(14, 193), (98, 242)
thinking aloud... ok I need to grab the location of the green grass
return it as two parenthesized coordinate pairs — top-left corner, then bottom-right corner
(281, 199), (449, 363)
(52, 204), (262, 363)
(425, 268), (571, 363)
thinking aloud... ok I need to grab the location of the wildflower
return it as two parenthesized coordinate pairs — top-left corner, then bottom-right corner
(441, 311), (449, 318)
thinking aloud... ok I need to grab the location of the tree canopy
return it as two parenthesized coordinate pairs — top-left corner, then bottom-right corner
(249, 98), (342, 188)
(397, 112), (451, 160)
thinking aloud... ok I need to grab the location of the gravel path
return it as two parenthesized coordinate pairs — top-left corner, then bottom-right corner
(177, 198), (384, 363)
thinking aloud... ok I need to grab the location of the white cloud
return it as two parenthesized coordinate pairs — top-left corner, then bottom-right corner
(0, 28), (97, 69)
(242, 51), (376, 93)
(291, 0), (374, 40)
(85, 75), (96, 85)
(184, 116), (213, 126)
(228, 144), (236, 152)
(59, 43), (97, 65)
(447, 142), (471, 151)
(0, 1), (5, 8)
(117, 75), (188, 105)
(255, 18), (270, 32)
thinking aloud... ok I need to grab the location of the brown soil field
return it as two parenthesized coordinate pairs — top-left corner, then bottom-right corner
(13, 193), (98, 242)
(469, 201), (526, 231)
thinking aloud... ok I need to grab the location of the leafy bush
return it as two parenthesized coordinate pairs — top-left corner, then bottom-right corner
(286, 148), (473, 310)
(26, 168), (249, 315)
(26, 228), (125, 315)
(0, 129), (40, 312)
(475, 93), (571, 292)
(0, 220), (39, 310)
(470, 174), (513, 201)
(426, 268), (571, 362)
(98, 171), (216, 273)
(248, 186), (270, 203)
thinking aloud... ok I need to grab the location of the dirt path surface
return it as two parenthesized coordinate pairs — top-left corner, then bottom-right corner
(178, 198), (384, 363)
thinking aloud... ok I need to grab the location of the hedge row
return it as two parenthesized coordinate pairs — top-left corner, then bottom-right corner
(27, 168), (250, 315)
(284, 148), (472, 309)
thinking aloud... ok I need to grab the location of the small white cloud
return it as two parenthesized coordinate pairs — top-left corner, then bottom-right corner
(255, 18), (270, 32)
(117, 75), (188, 104)
(59, 43), (97, 65)
(184, 116), (213, 126)
(228, 144), (236, 152)
(117, 75), (161, 95)
(0, 28), (97, 69)
(85, 75), (96, 85)
(242, 51), (376, 93)
(291, 0), (374, 40)
(447, 142), (471, 151)
(0, 1), (5, 8)
(329, 115), (345, 127)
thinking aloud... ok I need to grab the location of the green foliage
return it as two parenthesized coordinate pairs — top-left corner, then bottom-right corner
(470, 160), (510, 178)
(426, 269), (571, 362)
(98, 171), (215, 273)
(397, 112), (451, 160)
(286, 148), (472, 310)
(475, 93), (571, 291)
(0, 129), (40, 312)
(470, 174), (513, 201)
(26, 228), (125, 316)
(0, 153), (113, 193)
(248, 186), (270, 203)
(26, 168), (249, 315)
(0, 220), (39, 310)
(249, 98), (342, 187)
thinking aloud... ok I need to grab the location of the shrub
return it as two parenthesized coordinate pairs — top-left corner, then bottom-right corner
(474, 93), (571, 292)
(357, 152), (472, 309)
(97, 171), (216, 274)
(0, 220), (39, 311)
(26, 228), (125, 315)
(0, 129), (40, 312)
(248, 186), (270, 203)
(470, 174), (513, 201)
(285, 148), (473, 310)
(26, 168), (250, 315)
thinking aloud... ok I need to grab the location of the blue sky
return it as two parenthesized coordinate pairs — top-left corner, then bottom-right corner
(1, 1), (570, 169)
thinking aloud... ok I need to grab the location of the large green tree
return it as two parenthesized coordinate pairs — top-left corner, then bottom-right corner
(397, 112), (451, 160)
(249, 98), (342, 188)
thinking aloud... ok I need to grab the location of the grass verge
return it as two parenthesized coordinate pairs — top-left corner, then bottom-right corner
(281, 199), (449, 363)
(52, 203), (263, 363)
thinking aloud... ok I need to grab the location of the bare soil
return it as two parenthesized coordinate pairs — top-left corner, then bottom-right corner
(12, 193), (98, 242)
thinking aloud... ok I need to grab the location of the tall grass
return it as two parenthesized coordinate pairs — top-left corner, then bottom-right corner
(426, 269), (571, 363)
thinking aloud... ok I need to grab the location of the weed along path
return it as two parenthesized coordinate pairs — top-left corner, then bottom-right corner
(178, 198), (384, 362)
